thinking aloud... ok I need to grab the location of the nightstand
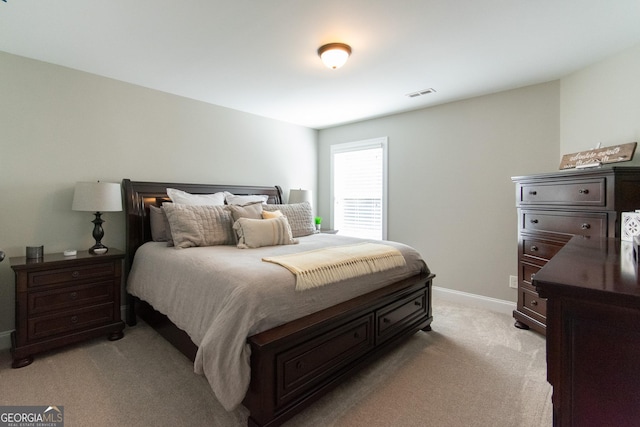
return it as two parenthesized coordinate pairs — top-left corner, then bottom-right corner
(10, 249), (125, 368)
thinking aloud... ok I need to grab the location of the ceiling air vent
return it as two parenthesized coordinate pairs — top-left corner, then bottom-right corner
(406, 88), (436, 98)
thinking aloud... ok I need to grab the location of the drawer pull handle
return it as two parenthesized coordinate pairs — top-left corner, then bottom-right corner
(579, 189), (589, 194)
(531, 300), (538, 306)
(581, 223), (591, 230)
(530, 219), (539, 224)
(414, 301), (422, 307)
(70, 292), (78, 300)
(70, 316), (78, 324)
(71, 271), (80, 278)
(296, 361), (304, 370)
(529, 191), (537, 195)
(383, 318), (391, 324)
(531, 246), (539, 252)
(354, 332), (360, 339)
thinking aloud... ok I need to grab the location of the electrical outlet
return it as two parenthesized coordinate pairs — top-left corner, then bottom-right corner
(509, 275), (518, 289)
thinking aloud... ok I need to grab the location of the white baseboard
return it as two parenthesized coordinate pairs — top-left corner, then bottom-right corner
(0, 304), (129, 351)
(432, 286), (516, 316)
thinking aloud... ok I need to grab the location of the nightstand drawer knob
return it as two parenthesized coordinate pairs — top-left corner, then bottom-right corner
(579, 189), (589, 194)
(353, 332), (360, 339)
(71, 271), (80, 278)
(70, 292), (78, 300)
(529, 191), (537, 195)
(581, 223), (591, 230)
(531, 246), (539, 252)
(414, 301), (422, 307)
(531, 300), (538, 306)
(383, 318), (391, 324)
(530, 219), (539, 224)
(70, 316), (78, 324)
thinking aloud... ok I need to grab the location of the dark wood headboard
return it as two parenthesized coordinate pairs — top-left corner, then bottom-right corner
(122, 179), (283, 270)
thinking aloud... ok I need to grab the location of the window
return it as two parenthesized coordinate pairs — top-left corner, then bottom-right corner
(330, 137), (388, 240)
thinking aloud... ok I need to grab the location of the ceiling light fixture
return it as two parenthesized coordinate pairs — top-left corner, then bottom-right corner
(317, 43), (352, 69)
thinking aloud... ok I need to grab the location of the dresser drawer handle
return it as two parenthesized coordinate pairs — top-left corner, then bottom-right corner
(414, 301), (422, 307)
(528, 190), (537, 196)
(296, 361), (304, 370)
(353, 332), (360, 339)
(70, 316), (78, 324)
(530, 245), (539, 252)
(70, 292), (78, 300)
(581, 223), (591, 230)
(530, 219), (539, 224)
(71, 271), (80, 278)
(531, 300), (538, 306)
(579, 189), (589, 194)
(383, 318), (391, 324)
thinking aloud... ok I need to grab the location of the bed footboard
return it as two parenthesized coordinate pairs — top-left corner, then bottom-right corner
(244, 272), (434, 427)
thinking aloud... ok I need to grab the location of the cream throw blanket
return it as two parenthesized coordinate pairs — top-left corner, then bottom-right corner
(263, 243), (407, 291)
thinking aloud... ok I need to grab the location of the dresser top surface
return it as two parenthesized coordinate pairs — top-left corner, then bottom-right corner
(533, 236), (640, 301)
(512, 166), (640, 183)
(10, 248), (124, 270)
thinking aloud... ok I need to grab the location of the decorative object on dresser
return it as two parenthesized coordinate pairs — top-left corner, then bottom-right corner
(512, 167), (640, 334)
(534, 237), (640, 426)
(10, 249), (125, 368)
(72, 181), (122, 255)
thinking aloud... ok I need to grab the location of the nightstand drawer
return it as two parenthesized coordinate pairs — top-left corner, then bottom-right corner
(519, 179), (605, 206)
(28, 262), (116, 288)
(28, 281), (114, 315)
(28, 303), (115, 340)
(522, 211), (607, 238)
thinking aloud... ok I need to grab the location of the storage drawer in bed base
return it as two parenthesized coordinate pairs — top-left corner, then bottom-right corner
(244, 273), (434, 427)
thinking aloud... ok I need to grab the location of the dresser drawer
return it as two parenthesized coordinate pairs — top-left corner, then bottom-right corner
(276, 314), (374, 406)
(27, 262), (117, 289)
(519, 179), (605, 207)
(28, 281), (114, 315)
(520, 288), (546, 321)
(27, 303), (115, 341)
(521, 237), (564, 263)
(520, 262), (543, 290)
(522, 211), (607, 238)
(376, 289), (427, 343)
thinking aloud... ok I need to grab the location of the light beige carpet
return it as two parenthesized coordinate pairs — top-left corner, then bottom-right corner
(0, 298), (552, 426)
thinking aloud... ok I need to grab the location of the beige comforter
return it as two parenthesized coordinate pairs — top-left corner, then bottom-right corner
(127, 233), (428, 410)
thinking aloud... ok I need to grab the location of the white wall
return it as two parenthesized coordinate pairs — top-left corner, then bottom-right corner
(318, 82), (560, 302)
(0, 51), (317, 334)
(561, 43), (640, 163)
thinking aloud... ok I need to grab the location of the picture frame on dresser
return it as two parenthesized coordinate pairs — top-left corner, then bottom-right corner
(512, 166), (640, 335)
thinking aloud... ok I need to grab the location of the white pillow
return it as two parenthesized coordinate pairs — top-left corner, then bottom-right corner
(233, 216), (298, 249)
(163, 203), (234, 248)
(225, 194), (269, 206)
(167, 188), (226, 206)
(263, 202), (315, 237)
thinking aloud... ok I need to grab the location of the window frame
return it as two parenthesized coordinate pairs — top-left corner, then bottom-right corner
(329, 137), (388, 240)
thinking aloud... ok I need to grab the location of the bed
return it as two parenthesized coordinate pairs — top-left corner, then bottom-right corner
(122, 179), (434, 427)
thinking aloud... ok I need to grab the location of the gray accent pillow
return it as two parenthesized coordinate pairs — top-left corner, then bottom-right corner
(263, 202), (315, 237)
(163, 203), (234, 248)
(226, 202), (263, 222)
(233, 216), (298, 249)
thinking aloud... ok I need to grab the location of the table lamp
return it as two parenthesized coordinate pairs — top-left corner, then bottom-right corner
(72, 181), (122, 254)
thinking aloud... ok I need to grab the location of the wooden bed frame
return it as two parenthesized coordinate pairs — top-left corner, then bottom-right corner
(122, 179), (434, 427)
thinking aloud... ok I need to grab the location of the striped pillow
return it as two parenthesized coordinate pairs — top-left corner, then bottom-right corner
(233, 216), (298, 249)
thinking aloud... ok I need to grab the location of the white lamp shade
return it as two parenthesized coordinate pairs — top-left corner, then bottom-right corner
(72, 182), (122, 212)
(288, 189), (312, 206)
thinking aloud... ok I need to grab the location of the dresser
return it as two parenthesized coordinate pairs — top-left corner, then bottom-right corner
(533, 237), (640, 426)
(512, 167), (640, 334)
(10, 249), (125, 368)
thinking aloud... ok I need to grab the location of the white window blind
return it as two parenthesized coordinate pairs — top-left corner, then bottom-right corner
(331, 137), (388, 240)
